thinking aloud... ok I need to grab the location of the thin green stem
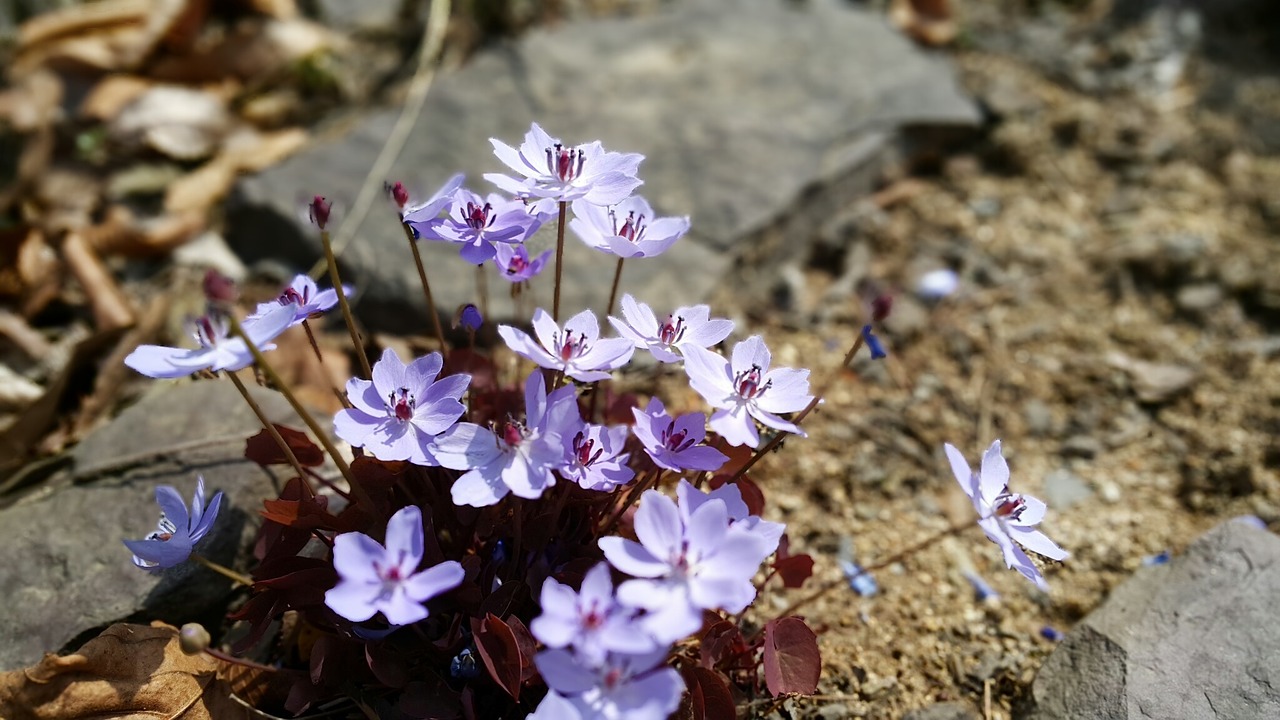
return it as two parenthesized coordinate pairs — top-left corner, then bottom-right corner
(320, 230), (372, 378)
(399, 220), (449, 351)
(225, 371), (311, 494)
(226, 314), (374, 510)
(552, 200), (567, 322)
(604, 257), (625, 319)
(191, 553), (255, 587)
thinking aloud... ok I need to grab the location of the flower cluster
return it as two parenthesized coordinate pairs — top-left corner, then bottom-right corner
(115, 121), (1071, 719)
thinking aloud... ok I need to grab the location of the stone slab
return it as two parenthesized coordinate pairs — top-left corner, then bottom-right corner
(227, 0), (978, 333)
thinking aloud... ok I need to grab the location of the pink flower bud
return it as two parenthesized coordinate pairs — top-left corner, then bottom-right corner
(871, 293), (894, 323)
(308, 195), (332, 229)
(202, 269), (238, 305)
(387, 181), (410, 210)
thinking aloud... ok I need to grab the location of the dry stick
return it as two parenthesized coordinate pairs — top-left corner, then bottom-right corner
(226, 371), (313, 496)
(302, 319), (352, 409)
(552, 200), (567, 322)
(320, 229), (372, 379)
(729, 330), (869, 483)
(312, 0), (453, 272)
(398, 221), (448, 350)
(191, 553), (255, 587)
(226, 315), (374, 510)
(600, 466), (662, 535)
(766, 518), (973, 625)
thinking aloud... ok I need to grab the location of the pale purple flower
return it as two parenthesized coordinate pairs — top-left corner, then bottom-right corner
(411, 189), (543, 265)
(531, 563), (656, 665)
(600, 490), (771, 642)
(124, 302), (295, 379)
(401, 173), (465, 226)
(609, 294), (733, 364)
(124, 476), (223, 571)
(535, 648), (683, 720)
(674, 479), (784, 555)
(569, 196), (688, 258)
(247, 274), (354, 327)
(631, 398), (727, 473)
(499, 309), (634, 383)
(494, 242), (553, 284)
(945, 440), (1069, 591)
(527, 691), (581, 720)
(433, 371), (581, 506)
(559, 423), (634, 492)
(333, 348), (470, 466)
(325, 505), (465, 626)
(683, 336), (813, 448)
(486, 123), (643, 206)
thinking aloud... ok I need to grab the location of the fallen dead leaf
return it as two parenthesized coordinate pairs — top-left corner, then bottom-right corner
(888, 0), (958, 47)
(111, 84), (232, 160)
(61, 232), (136, 332)
(0, 621), (292, 720)
(78, 73), (153, 121)
(165, 127), (308, 215)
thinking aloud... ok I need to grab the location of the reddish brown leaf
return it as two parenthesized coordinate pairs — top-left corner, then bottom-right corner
(471, 614), (523, 700)
(245, 423), (324, 467)
(699, 621), (745, 671)
(773, 554), (815, 589)
(679, 665), (737, 720)
(762, 617), (821, 696)
(505, 615), (539, 683)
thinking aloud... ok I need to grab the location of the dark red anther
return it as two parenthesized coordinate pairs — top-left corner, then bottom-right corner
(663, 425), (691, 452)
(507, 254), (528, 274)
(309, 195), (332, 230)
(994, 494), (1026, 520)
(389, 388), (415, 422)
(658, 316), (685, 346)
(279, 287), (308, 307)
(464, 202), (493, 230)
(573, 431), (603, 467)
(734, 365), (766, 399)
(503, 422), (524, 447)
(202, 269), (238, 305)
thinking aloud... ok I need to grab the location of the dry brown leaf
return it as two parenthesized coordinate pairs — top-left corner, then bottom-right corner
(82, 204), (206, 257)
(0, 309), (53, 361)
(243, 0), (300, 20)
(0, 621), (289, 720)
(164, 127), (307, 216)
(888, 0), (957, 47)
(0, 70), (63, 131)
(16, 0), (149, 50)
(111, 85), (232, 160)
(78, 74), (152, 121)
(30, 168), (100, 235)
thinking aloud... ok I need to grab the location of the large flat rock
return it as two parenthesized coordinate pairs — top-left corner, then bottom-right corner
(1025, 520), (1280, 720)
(227, 0), (978, 332)
(0, 380), (295, 671)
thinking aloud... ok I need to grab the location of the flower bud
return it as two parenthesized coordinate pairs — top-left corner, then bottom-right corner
(308, 195), (332, 230)
(870, 293), (894, 323)
(179, 623), (211, 655)
(202, 269), (239, 305)
(453, 303), (483, 332)
(386, 181), (410, 210)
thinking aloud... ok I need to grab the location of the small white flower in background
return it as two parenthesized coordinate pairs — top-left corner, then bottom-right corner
(945, 440), (1069, 590)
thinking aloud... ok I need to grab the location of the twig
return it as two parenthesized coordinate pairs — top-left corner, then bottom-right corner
(604, 257), (625, 318)
(301, 318), (352, 408)
(62, 232), (135, 331)
(191, 553), (255, 587)
(313, 0), (454, 273)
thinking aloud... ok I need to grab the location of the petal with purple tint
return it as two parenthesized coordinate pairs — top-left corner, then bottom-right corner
(633, 490), (683, 560)
(1010, 526), (1069, 561)
(383, 506), (425, 572)
(979, 440), (1011, 506)
(403, 560), (464, 603)
(599, 537), (668, 579)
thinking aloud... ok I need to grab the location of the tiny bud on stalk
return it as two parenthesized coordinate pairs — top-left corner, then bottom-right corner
(454, 303), (483, 332)
(202, 269), (238, 305)
(387, 181), (410, 210)
(871, 293), (894, 323)
(308, 196), (332, 230)
(179, 623), (211, 654)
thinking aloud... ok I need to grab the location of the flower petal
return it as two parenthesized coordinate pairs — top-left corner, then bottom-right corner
(384, 506), (425, 571)
(404, 560), (465, 602)
(599, 537), (668, 578)
(980, 440), (1011, 506)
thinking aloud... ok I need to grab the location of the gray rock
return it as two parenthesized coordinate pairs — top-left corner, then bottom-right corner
(1027, 521), (1280, 720)
(0, 380), (295, 671)
(1175, 282), (1222, 313)
(1060, 435), (1102, 459)
(1043, 468), (1092, 510)
(903, 702), (980, 720)
(228, 0), (978, 332)
(1023, 398), (1055, 437)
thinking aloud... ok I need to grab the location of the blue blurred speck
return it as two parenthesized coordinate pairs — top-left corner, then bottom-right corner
(1142, 550), (1171, 566)
(1040, 626), (1063, 642)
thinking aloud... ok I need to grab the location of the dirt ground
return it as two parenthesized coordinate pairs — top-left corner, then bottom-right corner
(717, 31), (1280, 718)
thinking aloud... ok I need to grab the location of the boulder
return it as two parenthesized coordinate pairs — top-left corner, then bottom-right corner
(227, 0), (978, 332)
(0, 380), (296, 671)
(1025, 520), (1280, 720)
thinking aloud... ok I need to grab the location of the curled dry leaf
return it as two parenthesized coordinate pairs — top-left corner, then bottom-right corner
(0, 365), (43, 410)
(0, 621), (289, 720)
(111, 85), (232, 160)
(61, 232), (136, 332)
(78, 74), (153, 122)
